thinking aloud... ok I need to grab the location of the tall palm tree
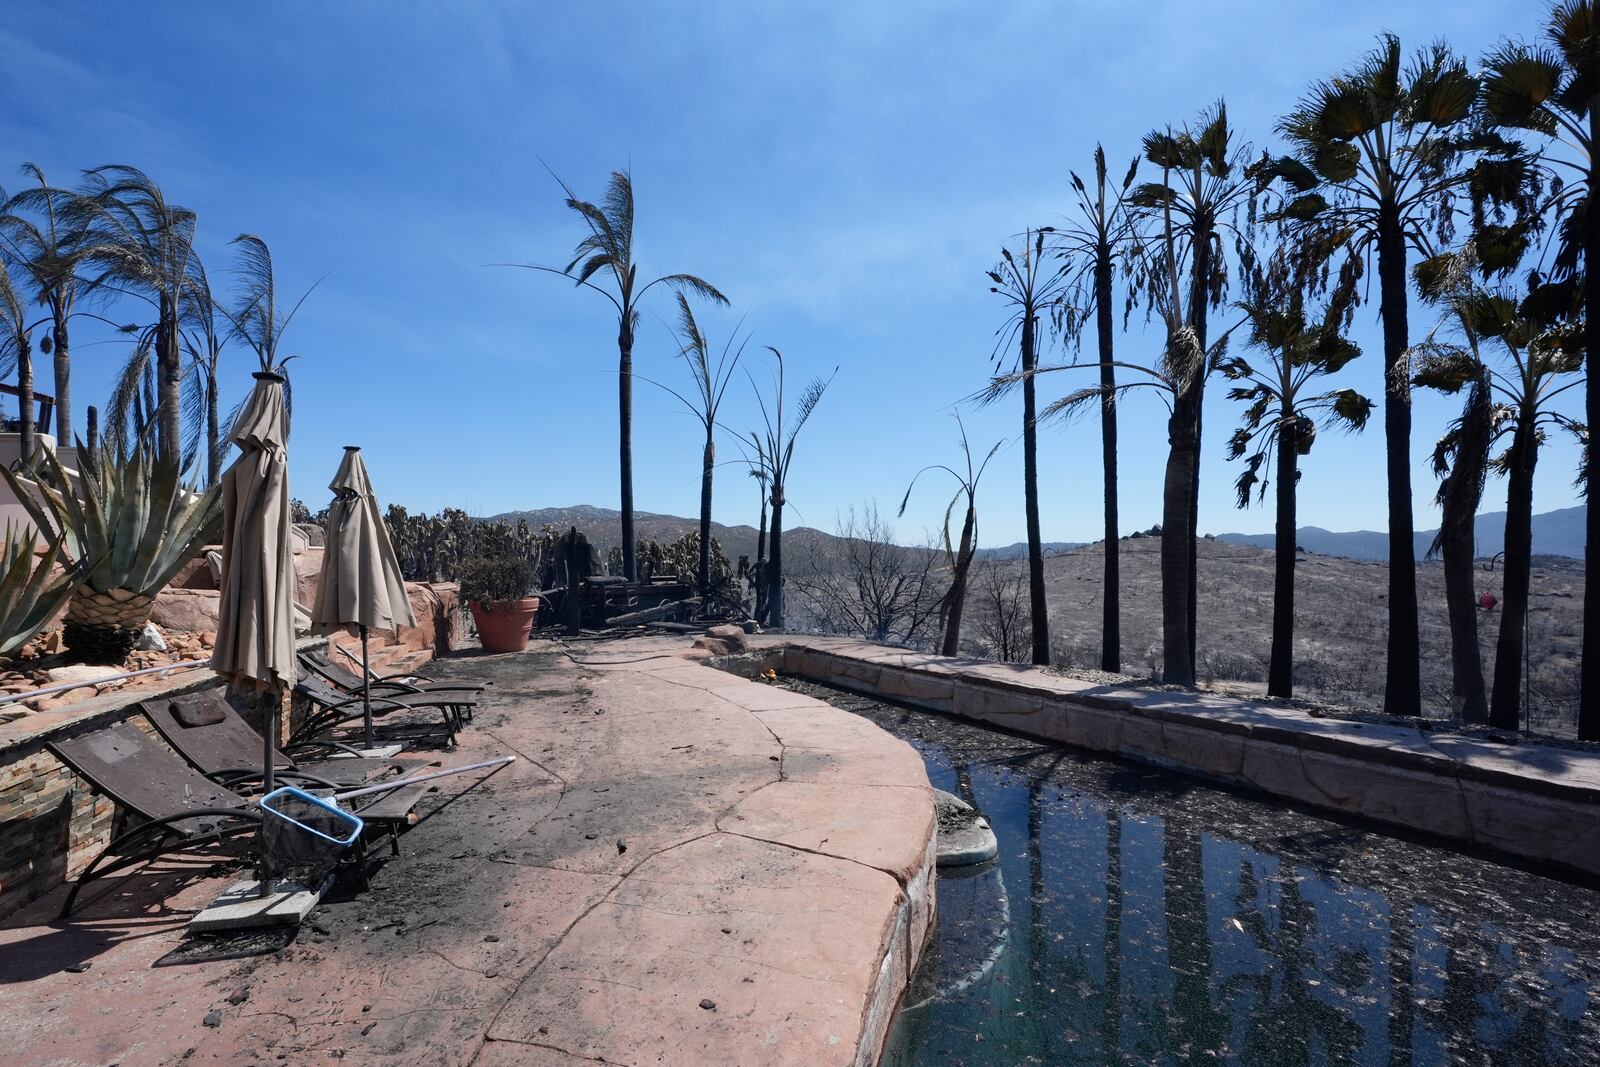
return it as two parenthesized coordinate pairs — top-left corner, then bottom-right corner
(515, 169), (727, 582)
(1133, 102), (1257, 678)
(180, 255), (228, 487)
(73, 165), (197, 464)
(0, 165), (84, 445)
(1411, 280), (1584, 730)
(0, 257), (38, 466)
(749, 347), (833, 629)
(899, 414), (1002, 656)
(1225, 250), (1371, 698)
(748, 451), (771, 623)
(1263, 37), (1484, 716)
(645, 294), (747, 604)
(1058, 146), (1141, 672)
(1480, 0), (1600, 737)
(989, 228), (1071, 665)
(1427, 366), (1495, 724)
(1412, 247), (1505, 724)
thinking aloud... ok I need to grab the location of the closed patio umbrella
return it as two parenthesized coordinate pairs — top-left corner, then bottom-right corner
(211, 371), (296, 892)
(312, 446), (415, 748)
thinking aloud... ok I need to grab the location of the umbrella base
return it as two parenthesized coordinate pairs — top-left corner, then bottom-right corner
(188, 875), (331, 933)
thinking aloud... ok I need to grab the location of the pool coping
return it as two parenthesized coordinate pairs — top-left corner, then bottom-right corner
(743, 635), (1600, 880)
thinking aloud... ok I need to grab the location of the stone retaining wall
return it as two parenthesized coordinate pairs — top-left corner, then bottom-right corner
(764, 637), (1600, 881)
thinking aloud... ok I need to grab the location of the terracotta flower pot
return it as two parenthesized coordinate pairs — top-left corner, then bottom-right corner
(469, 597), (539, 653)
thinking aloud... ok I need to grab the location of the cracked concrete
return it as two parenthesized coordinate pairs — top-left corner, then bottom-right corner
(0, 642), (935, 1067)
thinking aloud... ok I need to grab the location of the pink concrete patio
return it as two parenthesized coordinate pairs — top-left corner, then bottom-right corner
(0, 640), (935, 1066)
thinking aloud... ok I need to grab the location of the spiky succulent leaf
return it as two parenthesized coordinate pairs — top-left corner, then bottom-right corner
(0, 522), (81, 656)
(0, 441), (221, 597)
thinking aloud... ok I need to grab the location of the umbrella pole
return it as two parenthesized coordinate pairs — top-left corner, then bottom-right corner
(261, 689), (277, 895)
(361, 625), (374, 750)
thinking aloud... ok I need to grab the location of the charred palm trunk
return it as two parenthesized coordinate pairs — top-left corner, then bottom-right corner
(1582, 106), (1600, 741)
(1439, 374), (1491, 723)
(618, 315), (638, 582)
(16, 334), (35, 468)
(754, 489), (769, 623)
(1021, 311), (1051, 664)
(767, 484), (785, 628)
(1377, 202), (1420, 716)
(84, 405), (99, 480)
(1490, 415), (1537, 731)
(157, 291), (182, 465)
(50, 310), (70, 447)
(698, 431), (714, 605)
(943, 502), (975, 656)
(1096, 245), (1121, 673)
(1162, 379), (1199, 686)
(206, 365), (221, 489)
(1268, 417), (1298, 698)
(1186, 232), (1212, 678)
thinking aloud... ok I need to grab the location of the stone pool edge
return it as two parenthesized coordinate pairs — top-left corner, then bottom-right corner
(722, 636), (1600, 881)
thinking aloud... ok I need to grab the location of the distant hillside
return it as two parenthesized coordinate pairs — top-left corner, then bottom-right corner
(972, 541), (1086, 561)
(1216, 505), (1585, 561)
(484, 505), (835, 564)
(487, 504), (1084, 563)
(1020, 537), (1583, 735)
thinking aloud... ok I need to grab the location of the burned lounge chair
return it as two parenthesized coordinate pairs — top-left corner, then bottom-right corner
(50, 722), (436, 918)
(142, 690), (436, 790)
(291, 676), (466, 748)
(300, 648), (483, 722)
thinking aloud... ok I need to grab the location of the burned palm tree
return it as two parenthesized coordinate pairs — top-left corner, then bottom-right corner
(748, 348), (833, 630)
(1480, 0), (1600, 736)
(227, 235), (318, 386)
(643, 294), (747, 604)
(512, 169), (727, 582)
(0, 252), (38, 465)
(1412, 274), (1584, 729)
(1260, 37), (1490, 715)
(0, 165), (85, 446)
(179, 255), (229, 486)
(73, 165), (197, 464)
(899, 414), (1002, 656)
(1225, 249), (1371, 698)
(1057, 146), (1141, 673)
(988, 228), (1071, 665)
(1132, 102), (1258, 679)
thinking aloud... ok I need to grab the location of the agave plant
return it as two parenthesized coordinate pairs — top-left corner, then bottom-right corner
(0, 522), (81, 657)
(1, 440), (221, 663)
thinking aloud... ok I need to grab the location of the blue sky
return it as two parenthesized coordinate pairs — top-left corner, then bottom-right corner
(0, 0), (1576, 548)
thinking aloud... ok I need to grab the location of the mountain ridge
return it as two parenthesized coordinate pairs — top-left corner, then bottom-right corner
(1216, 505), (1585, 561)
(487, 503), (1585, 563)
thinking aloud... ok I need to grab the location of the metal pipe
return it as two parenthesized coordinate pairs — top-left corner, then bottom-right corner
(331, 756), (517, 802)
(0, 658), (210, 706)
(360, 624), (373, 749)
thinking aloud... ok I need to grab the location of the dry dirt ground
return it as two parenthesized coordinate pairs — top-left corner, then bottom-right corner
(1007, 537), (1585, 735)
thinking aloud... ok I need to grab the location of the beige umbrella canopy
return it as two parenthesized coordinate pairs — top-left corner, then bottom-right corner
(313, 446), (415, 746)
(211, 371), (297, 805)
(212, 372), (297, 692)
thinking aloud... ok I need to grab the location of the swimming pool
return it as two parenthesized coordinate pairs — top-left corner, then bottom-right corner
(777, 679), (1600, 1067)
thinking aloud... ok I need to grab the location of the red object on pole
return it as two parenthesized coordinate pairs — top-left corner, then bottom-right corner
(1478, 591), (1498, 611)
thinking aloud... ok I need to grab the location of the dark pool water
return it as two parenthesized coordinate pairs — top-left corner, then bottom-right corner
(778, 680), (1600, 1067)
